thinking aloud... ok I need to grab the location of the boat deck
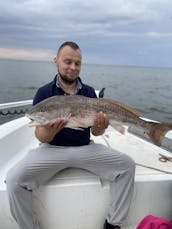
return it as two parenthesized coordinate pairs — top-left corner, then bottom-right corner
(0, 117), (172, 229)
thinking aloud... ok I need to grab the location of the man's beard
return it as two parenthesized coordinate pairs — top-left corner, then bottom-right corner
(58, 72), (77, 85)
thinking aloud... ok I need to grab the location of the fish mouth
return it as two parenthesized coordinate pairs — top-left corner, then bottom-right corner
(25, 113), (49, 126)
(25, 114), (42, 126)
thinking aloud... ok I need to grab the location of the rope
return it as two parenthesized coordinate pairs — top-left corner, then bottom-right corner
(136, 163), (172, 174)
(103, 134), (172, 174)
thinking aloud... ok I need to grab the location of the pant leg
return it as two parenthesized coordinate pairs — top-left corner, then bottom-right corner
(6, 142), (135, 228)
(70, 142), (135, 226)
(6, 144), (74, 229)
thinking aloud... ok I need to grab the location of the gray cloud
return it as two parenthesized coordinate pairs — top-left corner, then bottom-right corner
(0, 0), (172, 66)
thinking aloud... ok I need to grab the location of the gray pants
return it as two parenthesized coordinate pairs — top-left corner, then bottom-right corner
(6, 141), (135, 229)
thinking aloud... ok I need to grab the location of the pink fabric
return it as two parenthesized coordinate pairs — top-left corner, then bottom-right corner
(136, 215), (172, 229)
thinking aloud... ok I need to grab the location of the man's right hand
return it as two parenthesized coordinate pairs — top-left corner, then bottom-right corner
(35, 118), (68, 143)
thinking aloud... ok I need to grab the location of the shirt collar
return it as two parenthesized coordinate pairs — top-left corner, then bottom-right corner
(55, 75), (82, 93)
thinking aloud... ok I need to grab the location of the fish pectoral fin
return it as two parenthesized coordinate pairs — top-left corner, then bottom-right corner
(69, 117), (89, 129)
(114, 125), (125, 134)
(28, 120), (41, 127)
(65, 113), (72, 120)
(110, 121), (125, 134)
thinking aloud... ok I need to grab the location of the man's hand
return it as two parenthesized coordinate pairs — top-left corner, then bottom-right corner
(35, 118), (68, 143)
(91, 111), (109, 136)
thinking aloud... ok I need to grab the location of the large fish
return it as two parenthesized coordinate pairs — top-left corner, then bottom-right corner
(26, 95), (172, 146)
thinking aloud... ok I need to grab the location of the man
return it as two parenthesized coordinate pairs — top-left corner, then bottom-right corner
(6, 41), (135, 229)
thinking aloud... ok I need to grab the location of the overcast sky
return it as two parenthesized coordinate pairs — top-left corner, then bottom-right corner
(0, 0), (172, 67)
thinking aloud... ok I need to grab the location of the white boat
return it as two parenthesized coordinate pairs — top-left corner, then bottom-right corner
(0, 98), (172, 229)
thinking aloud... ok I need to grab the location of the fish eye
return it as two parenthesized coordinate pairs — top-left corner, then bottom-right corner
(39, 108), (44, 112)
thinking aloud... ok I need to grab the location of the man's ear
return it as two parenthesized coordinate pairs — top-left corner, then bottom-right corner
(54, 56), (57, 64)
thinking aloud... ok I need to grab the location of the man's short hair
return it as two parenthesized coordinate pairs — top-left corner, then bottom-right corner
(57, 41), (81, 55)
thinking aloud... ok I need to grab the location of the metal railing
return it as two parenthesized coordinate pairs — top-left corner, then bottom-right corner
(0, 100), (32, 116)
(0, 100), (32, 110)
(0, 100), (33, 124)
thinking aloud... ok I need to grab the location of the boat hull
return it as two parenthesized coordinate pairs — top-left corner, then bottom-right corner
(0, 168), (172, 229)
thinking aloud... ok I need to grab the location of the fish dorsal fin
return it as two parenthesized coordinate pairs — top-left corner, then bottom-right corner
(100, 98), (141, 117)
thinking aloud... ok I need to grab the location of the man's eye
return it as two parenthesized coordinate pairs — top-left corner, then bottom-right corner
(75, 62), (81, 66)
(65, 60), (71, 64)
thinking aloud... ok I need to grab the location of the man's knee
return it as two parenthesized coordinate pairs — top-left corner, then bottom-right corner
(126, 155), (135, 176)
(5, 170), (16, 187)
(6, 170), (20, 193)
(121, 153), (135, 175)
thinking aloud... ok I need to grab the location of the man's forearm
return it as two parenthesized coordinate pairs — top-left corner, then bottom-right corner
(34, 118), (68, 143)
(35, 126), (56, 143)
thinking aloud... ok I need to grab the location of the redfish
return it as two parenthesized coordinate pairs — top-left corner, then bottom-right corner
(26, 95), (172, 146)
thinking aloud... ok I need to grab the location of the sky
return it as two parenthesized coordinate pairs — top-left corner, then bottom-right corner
(0, 0), (172, 67)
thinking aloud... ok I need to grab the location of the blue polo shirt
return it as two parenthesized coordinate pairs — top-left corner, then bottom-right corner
(33, 75), (97, 146)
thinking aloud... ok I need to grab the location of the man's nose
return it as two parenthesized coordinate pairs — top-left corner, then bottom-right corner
(70, 63), (76, 70)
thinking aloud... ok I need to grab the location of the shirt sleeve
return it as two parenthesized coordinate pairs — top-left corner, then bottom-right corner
(33, 88), (48, 105)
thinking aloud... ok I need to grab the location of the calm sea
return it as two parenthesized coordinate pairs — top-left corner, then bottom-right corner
(0, 58), (172, 124)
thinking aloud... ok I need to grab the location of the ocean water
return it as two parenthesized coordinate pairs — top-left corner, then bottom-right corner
(0, 58), (172, 124)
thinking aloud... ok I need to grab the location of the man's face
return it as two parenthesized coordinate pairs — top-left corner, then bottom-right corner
(54, 46), (82, 83)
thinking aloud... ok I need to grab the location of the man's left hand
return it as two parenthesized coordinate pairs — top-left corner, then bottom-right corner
(91, 111), (109, 136)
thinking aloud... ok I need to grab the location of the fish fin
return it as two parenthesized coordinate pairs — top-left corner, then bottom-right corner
(110, 121), (125, 134)
(65, 113), (72, 119)
(101, 98), (141, 117)
(69, 117), (89, 129)
(28, 121), (41, 127)
(149, 122), (172, 146)
(128, 126), (150, 140)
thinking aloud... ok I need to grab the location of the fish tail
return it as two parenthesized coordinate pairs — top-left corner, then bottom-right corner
(149, 122), (172, 146)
